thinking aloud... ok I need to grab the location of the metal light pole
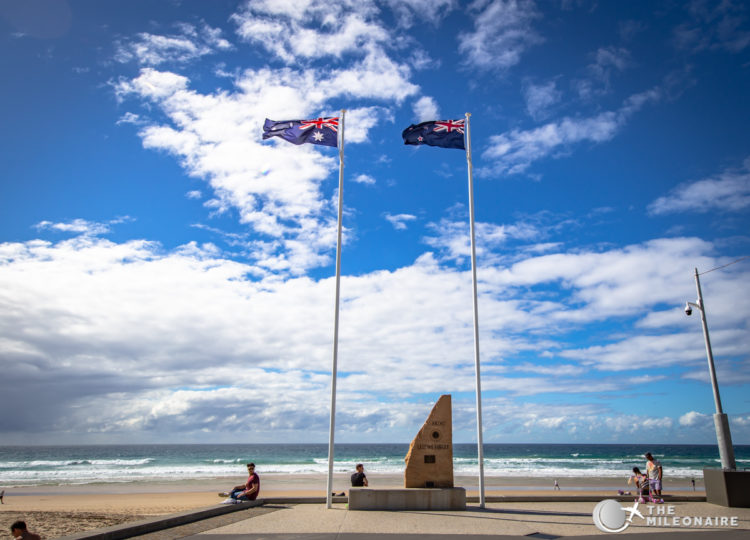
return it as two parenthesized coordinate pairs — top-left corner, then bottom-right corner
(686, 267), (736, 470)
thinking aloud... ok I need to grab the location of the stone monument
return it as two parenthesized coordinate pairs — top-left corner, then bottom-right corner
(404, 394), (453, 488)
(348, 394), (465, 510)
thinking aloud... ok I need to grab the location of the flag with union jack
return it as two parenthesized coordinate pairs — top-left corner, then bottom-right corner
(263, 117), (339, 147)
(401, 119), (465, 150)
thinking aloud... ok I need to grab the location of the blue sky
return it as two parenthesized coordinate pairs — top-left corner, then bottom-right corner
(1, 0), (749, 446)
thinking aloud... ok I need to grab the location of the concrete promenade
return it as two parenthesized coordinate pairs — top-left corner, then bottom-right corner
(59, 497), (750, 540)
(183, 500), (749, 539)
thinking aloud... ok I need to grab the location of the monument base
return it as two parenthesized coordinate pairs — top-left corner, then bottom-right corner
(348, 487), (466, 511)
(703, 469), (750, 508)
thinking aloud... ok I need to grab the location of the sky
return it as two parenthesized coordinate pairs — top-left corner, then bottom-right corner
(1, 0), (749, 447)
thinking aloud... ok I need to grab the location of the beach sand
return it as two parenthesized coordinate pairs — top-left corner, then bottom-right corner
(0, 474), (706, 538)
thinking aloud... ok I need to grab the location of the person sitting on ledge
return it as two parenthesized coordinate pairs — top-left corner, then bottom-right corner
(10, 521), (41, 540)
(351, 463), (368, 487)
(219, 462), (260, 503)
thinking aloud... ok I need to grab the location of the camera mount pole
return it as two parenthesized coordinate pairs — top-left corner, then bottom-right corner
(693, 267), (736, 470)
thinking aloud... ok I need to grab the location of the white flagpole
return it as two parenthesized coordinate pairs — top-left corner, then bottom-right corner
(326, 109), (345, 509)
(465, 112), (485, 508)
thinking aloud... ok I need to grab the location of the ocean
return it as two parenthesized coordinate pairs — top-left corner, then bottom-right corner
(1, 444), (748, 487)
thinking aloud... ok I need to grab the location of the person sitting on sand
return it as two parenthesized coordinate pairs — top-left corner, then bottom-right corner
(10, 521), (41, 540)
(351, 463), (368, 487)
(219, 463), (260, 502)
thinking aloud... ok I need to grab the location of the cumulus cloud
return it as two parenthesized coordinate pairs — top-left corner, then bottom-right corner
(385, 213), (417, 230)
(679, 411), (709, 426)
(231, 1), (388, 63)
(412, 96), (439, 122)
(109, 2), (426, 276)
(458, 0), (543, 71)
(648, 156), (750, 215)
(2, 228), (748, 441)
(114, 57), (415, 273)
(353, 174), (376, 185)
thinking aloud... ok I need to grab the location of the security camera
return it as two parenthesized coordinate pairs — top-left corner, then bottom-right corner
(685, 302), (692, 316)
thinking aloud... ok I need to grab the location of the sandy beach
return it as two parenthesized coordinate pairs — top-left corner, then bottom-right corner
(0, 474), (706, 538)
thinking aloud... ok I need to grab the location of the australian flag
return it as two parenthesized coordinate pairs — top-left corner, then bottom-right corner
(402, 119), (465, 150)
(262, 117), (339, 147)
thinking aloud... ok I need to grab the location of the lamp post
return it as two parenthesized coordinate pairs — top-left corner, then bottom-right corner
(685, 267), (736, 470)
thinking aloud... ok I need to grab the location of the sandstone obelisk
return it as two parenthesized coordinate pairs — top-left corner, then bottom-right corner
(404, 394), (453, 488)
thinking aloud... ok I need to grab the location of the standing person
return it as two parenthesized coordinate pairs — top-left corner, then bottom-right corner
(10, 521), (41, 540)
(553, 479), (560, 490)
(219, 463), (260, 503)
(351, 463), (368, 487)
(645, 452), (663, 498)
(691, 478), (696, 491)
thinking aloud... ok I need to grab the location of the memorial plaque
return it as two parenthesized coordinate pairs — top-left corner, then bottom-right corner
(404, 394), (453, 488)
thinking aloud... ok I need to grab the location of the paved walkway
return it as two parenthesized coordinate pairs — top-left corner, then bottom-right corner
(170, 500), (750, 539)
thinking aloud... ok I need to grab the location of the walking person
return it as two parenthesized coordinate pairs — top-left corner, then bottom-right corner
(553, 479), (560, 490)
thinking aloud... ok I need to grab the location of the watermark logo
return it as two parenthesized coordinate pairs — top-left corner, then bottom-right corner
(592, 499), (644, 533)
(592, 500), (740, 533)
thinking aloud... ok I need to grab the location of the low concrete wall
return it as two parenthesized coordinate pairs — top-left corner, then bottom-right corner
(704, 468), (750, 508)
(348, 487), (466, 511)
(56, 500), (263, 540)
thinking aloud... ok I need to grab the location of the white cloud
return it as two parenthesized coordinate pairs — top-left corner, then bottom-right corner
(458, 0), (543, 71)
(116, 112), (142, 125)
(385, 213), (417, 230)
(412, 96), (439, 122)
(111, 2), (422, 275)
(232, 1), (388, 63)
(648, 156), (750, 214)
(114, 59), (415, 273)
(186, 190), (202, 199)
(385, 0), (456, 27)
(481, 88), (661, 175)
(523, 80), (560, 120)
(344, 106), (392, 143)
(353, 174), (376, 185)
(679, 411), (709, 427)
(424, 217), (543, 263)
(114, 23), (232, 66)
(2, 229), (748, 441)
(34, 218), (131, 237)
